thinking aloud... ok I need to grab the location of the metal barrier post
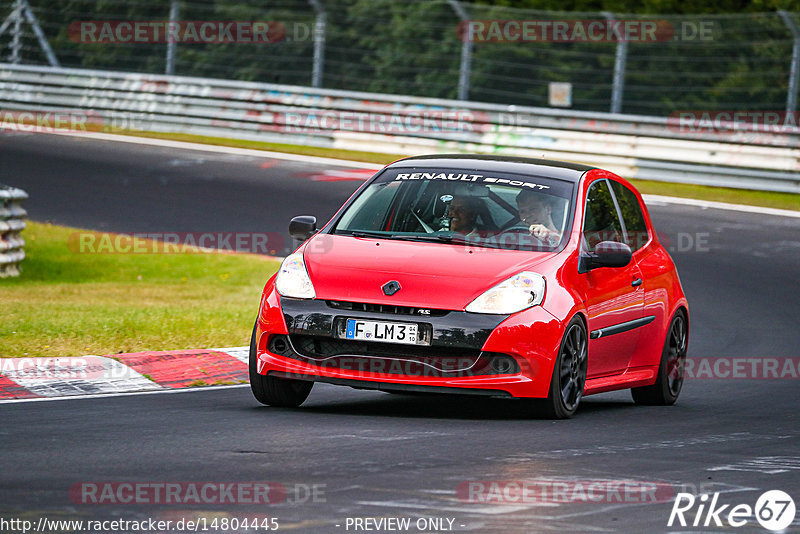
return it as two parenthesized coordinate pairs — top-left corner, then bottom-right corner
(604, 12), (628, 115)
(165, 0), (180, 75)
(309, 0), (326, 88)
(779, 11), (800, 115)
(9, 0), (22, 64)
(447, 0), (472, 101)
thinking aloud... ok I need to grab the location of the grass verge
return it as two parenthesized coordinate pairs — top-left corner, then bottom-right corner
(111, 129), (799, 212)
(122, 130), (408, 165)
(0, 222), (279, 358)
(630, 179), (799, 211)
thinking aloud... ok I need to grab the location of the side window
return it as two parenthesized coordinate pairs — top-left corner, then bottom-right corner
(583, 180), (624, 252)
(610, 181), (649, 251)
(337, 181), (401, 231)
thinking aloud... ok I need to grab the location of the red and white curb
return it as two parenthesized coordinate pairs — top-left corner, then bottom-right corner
(298, 168), (378, 182)
(0, 347), (249, 401)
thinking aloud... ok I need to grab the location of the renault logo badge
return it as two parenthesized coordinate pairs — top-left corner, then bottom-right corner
(382, 280), (401, 296)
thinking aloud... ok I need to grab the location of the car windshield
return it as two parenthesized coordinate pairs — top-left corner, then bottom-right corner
(332, 167), (574, 251)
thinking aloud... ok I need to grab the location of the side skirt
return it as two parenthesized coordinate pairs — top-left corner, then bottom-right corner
(583, 366), (659, 396)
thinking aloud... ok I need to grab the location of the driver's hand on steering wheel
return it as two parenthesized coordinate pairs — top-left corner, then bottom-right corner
(528, 224), (560, 244)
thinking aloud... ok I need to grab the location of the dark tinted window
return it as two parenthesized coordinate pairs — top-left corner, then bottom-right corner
(610, 181), (649, 251)
(583, 180), (624, 252)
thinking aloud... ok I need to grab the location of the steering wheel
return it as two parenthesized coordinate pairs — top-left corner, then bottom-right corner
(498, 216), (523, 232)
(494, 223), (548, 247)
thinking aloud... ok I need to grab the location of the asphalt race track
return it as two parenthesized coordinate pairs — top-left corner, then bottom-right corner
(1, 131), (799, 533)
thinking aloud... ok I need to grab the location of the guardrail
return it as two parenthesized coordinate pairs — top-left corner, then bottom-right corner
(0, 183), (27, 277)
(0, 63), (798, 193)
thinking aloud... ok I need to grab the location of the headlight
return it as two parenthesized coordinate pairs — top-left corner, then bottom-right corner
(465, 272), (545, 314)
(275, 252), (316, 299)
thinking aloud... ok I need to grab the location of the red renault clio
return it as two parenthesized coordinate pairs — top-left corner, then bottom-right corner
(249, 155), (688, 418)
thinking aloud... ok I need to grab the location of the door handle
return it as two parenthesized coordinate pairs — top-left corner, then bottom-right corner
(631, 278), (643, 287)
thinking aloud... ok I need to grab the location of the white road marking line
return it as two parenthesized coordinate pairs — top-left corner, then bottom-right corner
(490, 432), (793, 459)
(643, 194), (800, 218)
(708, 456), (800, 474)
(17, 127), (382, 169)
(0, 383), (250, 404)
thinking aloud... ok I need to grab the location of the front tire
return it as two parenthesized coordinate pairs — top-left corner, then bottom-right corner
(249, 323), (313, 407)
(631, 310), (688, 406)
(538, 316), (588, 419)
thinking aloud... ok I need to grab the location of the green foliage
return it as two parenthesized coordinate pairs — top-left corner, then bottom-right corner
(3, 1), (796, 115)
(473, 0), (796, 15)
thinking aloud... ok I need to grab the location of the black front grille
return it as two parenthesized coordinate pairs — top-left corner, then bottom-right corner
(326, 300), (449, 317)
(269, 334), (519, 377)
(290, 334), (475, 360)
(281, 297), (504, 351)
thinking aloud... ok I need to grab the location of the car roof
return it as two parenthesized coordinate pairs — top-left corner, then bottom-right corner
(389, 154), (596, 183)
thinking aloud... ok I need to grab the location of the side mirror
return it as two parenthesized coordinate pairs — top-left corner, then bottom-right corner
(579, 241), (632, 273)
(289, 215), (317, 241)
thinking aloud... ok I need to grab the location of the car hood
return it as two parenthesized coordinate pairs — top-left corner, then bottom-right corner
(302, 234), (553, 310)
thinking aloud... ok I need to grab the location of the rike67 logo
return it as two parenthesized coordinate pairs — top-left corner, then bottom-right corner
(668, 490), (796, 531)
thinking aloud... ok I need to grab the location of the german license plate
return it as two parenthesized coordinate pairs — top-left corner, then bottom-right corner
(345, 318), (418, 345)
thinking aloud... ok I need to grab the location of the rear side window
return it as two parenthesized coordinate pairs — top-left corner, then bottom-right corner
(610, 181), (649, 251)
(583, 180), (624, 252)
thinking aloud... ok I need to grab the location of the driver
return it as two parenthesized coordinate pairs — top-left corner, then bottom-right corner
(516, 190), (562, 246)
(447, 195), (481, 238)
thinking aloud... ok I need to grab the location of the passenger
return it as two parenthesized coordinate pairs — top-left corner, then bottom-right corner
(516, 190), (562, 245)
(447, 195), (481, 238)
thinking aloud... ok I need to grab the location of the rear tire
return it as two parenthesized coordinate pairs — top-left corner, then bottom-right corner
(249, 323), (313, 407)
(631, 310), (687, 406)
(536, 316), (588, 419)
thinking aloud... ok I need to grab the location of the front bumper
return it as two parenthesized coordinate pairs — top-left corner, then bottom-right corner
(255, 288), (564, 398)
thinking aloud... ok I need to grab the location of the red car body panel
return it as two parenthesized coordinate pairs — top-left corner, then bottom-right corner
(304, 233), (552, 309)
(253, 158), (688, 400)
